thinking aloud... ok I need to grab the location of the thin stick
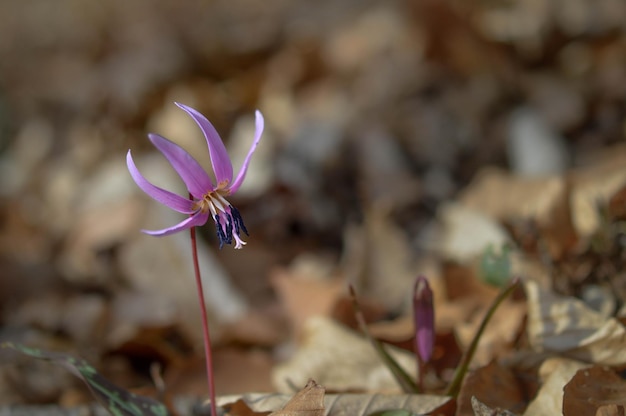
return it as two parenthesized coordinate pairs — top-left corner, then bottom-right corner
(189, 200), (218, 416)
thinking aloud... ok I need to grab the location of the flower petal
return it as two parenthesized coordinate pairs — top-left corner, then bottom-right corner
(142, 212), (210, 237)
(229, 110), (264, 193)
(126, 151), (196, 214)
(148, 133), (214, 196)
(175, 103), (233, 187)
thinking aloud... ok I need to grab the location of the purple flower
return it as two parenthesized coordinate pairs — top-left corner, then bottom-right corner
(413, 275), (435, 363)
(127, 102), (264, 249)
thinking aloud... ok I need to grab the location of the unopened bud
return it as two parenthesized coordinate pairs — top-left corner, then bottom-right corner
(413, 275), (435, 363)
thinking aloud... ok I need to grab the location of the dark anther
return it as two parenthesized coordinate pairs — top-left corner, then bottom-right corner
(230, 206), (249, 236)
(224, 213), (234, 244)
(214, 214), (228, 249)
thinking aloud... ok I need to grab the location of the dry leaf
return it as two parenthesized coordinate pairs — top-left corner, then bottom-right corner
(523, 358), (589, 416)
(224, 399), (272, 416)
(525, 280), (626, 365)
(272, 317), (416, 393)
(570, 147), (626, 237)
(270, 379), (325, 416)
(165, 348), (274, 397)
(471, 396), (518, 416)
(437, 203), (510, 263)
(595, 404), (626, 416)
(458, 361), (524, 415)
(271, 261), (344, 338)
(344, 207), (417, 310)
(454, 300), (526, 367)
(563, 366), (626, 416)
(459, 168), (568, 235)
(218, 391), (453, 416)
(460, 154), (626, 243)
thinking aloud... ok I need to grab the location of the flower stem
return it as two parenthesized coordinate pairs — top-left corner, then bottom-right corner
(348, 285), (419, 393)
(445, 277), (520, 398)
(189, 218), (218, 415)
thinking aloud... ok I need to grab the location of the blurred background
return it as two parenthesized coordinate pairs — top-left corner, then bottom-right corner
(0, 0), (625, 408)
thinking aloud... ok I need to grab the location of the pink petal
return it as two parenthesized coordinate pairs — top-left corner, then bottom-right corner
(148, 133), (215, 197)
(229, 110), (264, 193)
(142, 212), (210, 237)
(175, 103), (233, 187)
(126, 151), (196, 214)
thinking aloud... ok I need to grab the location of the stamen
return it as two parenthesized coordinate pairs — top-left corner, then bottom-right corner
(211, 195), (226, 212)
(224, 212), (234, 243)
(207, 199), (217, 216)
(230, 206), (249, 236)
(214, 214), (228, 249)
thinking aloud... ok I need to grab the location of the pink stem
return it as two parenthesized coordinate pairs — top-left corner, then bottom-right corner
(189, 211), (218, 415)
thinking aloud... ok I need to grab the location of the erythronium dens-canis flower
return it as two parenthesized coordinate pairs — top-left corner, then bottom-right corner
(127, 102), (264, 249)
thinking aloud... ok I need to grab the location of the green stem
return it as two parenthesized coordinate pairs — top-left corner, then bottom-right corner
(445, 278), (520, 398)
(349, 285), (419, 394)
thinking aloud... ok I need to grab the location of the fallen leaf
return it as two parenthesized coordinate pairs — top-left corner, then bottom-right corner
(270, 379), (325, 416)
(563, 366), (626, 416)
(525, 280), (626, 365)
(271, 260), (344, 339)
(570, 148), (626, 237)
(344, 206), (418, 310)
(218, 391), (454, 416)
(595, 404), (626, 416)
(458, 168), (572, 251)
(457, 361), (525, 415)
(471, 396), (518, 416)
(437, 203), (511, 263)
(272, 317), (416, 393)
(454, 299), (526, 367)
(523, 358), (589, 416)
(164, 348), (274, 397)
(224, 399), (272, 416)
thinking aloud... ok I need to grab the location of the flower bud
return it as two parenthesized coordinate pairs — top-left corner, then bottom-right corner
(413, 275), (435, 363)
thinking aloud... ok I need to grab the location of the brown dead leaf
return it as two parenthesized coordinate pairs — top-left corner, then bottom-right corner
(271, 260), (345, 338)
(523, 358), (589, 416)
(525, 280), (626, 365)
(471, 396), (518, 416)
(563, 366), (626, 416)
(457, 361), (525, 416)
(570, 146), (626, 237)
(165, 348), (274, 397)
(458, 167), (576, 256)
(460, 151), (626, 248)
(454, 299), (526, 367)
(442, 262), (499, 303)
(221, 307), (288, 347)
(596, 404), (626, 416)
(437, 203), (511, 263)
(272, 317), (416, 393)
(270, 379), (325, 416)
(324, 393), (455, 416)
(343, 206), (417, 310)
(224, 399), (272, 416)
(218, 391), (454, 416)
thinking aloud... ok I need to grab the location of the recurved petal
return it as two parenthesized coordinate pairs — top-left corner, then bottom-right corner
(126, 151), (196, 214)
(141, 212), (210, 237)
(148, 133), (215, 196)
(229, 110), (264, 193)
(175, 102), (233, 188)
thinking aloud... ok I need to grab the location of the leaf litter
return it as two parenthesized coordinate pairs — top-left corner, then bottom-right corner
(1, 0), (626, 415)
